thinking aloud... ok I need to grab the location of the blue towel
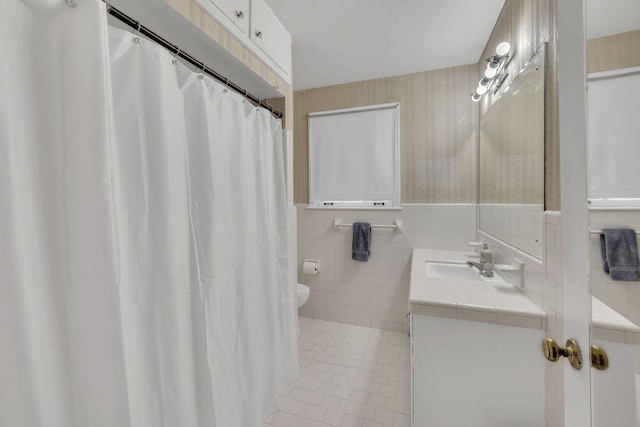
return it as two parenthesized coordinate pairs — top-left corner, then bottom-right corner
(352, 222), (371, 262)
(600, 229), (640, 281)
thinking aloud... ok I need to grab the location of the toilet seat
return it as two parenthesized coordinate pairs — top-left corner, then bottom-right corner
(296, 283), (310, 307)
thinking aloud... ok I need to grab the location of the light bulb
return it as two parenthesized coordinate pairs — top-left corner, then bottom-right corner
(485, 65), (497, 79)
(476, 85), (488, 96)
(496, 41), (511, 57)
(479, 78), (490, 87)
(471, 92), (481, 102)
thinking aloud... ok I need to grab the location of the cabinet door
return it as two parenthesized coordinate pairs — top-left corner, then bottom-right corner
(203, 0), (249, 35)
(250, 0), (291, 77)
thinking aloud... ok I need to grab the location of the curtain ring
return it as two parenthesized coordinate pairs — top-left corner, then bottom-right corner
(132, 22), (142, 43)
(172, 47), (181, 65)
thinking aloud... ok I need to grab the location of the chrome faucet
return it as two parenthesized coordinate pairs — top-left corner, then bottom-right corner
(467, 261), (494, 278)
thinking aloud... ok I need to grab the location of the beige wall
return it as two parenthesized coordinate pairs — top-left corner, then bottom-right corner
(265, 96), (287, 129)
(478, 0), (559, 211)
(292, 65), (478, 204)
(588, 29), (640, 73)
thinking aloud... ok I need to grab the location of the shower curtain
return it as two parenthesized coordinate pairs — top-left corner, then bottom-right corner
(0, 1), (298, 426)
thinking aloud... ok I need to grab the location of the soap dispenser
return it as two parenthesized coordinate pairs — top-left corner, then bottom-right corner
(480, 242), (493, 266)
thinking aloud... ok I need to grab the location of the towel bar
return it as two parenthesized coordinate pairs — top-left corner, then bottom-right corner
(590, 229), (640, 235)
(333, 218), (403, 233)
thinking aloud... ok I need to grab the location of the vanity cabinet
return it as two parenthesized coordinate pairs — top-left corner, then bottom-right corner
(193, 0), (292, 83)
(591, 297), (640, 426)
(410, 314), (544, 427)
(409, 249), (546, 427)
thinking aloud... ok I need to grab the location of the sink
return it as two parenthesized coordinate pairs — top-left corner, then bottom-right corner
(425, 262), (506, 282)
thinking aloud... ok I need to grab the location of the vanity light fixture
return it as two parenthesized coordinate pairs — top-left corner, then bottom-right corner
(471, 41), (511, 102)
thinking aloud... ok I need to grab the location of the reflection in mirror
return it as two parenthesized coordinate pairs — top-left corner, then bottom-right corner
(478, 44), (545, 259)
(586, 0), (640, 425)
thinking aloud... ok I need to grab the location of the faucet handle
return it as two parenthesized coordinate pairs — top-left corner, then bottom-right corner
(468, 241), (484, 247)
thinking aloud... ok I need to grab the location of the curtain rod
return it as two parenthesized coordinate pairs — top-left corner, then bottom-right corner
(102, 1), (283, 119)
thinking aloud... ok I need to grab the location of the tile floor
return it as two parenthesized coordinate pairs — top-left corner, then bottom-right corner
(263, 317), (411, 427)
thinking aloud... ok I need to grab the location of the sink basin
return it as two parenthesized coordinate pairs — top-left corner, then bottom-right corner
(425, 262), (506, 282)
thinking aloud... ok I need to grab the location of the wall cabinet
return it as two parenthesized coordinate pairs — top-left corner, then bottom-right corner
(194, 0), (291, 83)
(249, 0), (291, 78)
(205, 0), (249, 35)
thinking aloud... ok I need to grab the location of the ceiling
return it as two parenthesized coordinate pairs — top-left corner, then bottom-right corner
(265, 0), (506, 91)
(106, 0), (639, 99)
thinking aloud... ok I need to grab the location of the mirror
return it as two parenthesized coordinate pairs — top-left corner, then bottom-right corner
(478, 44), (546, 259)
(586, 0), (640, 425)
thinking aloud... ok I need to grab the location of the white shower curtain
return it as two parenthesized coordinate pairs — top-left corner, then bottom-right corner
(0, 1), (297, 426)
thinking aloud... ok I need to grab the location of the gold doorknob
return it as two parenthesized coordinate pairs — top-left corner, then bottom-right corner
(542, 338), (582, 370)
(591, 345), (609, 370)
(543, 337), (562, 361)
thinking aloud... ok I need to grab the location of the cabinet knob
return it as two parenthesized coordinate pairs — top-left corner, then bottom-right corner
(235, 10), (244, 19)
(255, 30), (263, 38)
(542, 338), (583, 370)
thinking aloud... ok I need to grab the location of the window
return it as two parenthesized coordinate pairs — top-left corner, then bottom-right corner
(308, 102), (400, 208)
(587, 71), (640, 208)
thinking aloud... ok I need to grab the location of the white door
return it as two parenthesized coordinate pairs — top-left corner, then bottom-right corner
(557, 0), (593, 425)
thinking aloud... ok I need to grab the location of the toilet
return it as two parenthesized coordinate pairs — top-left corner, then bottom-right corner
(296, 283), (310, 308)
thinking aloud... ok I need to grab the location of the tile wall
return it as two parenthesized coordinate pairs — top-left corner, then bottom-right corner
(296, 204), (476, 333)
(589, 209), (640, 371)
(479, 204), (545, 259)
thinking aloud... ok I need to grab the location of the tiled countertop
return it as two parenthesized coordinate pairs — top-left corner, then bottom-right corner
(592, 297), (640, 345)
(409, 249), (547, 330)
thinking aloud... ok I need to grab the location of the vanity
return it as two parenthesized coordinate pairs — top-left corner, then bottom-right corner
(409, 249), (546, 427)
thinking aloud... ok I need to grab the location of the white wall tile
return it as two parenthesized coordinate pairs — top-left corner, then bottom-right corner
(296, 204), (476, 332)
